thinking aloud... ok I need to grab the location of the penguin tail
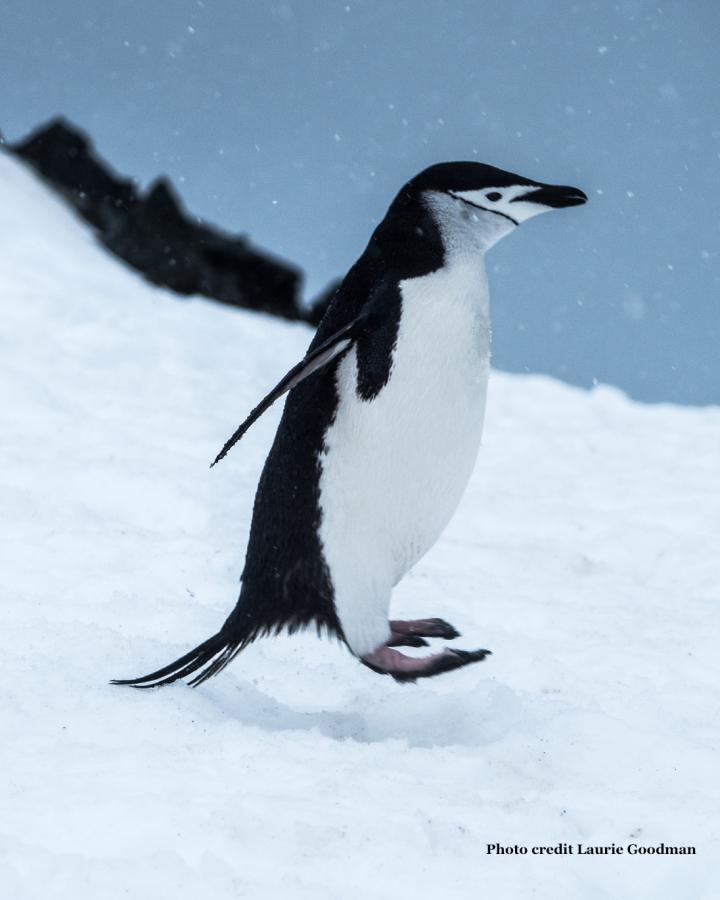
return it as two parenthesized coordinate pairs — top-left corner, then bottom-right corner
(111, 620), (256, 689)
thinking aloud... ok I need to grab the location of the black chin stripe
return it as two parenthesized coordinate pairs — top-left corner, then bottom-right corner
(448, 192), (519, 227)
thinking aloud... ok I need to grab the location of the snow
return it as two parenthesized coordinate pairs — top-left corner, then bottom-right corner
(2, 152), (719, 899)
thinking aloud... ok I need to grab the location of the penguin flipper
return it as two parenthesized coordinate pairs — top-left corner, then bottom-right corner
(211, 313), (369, 467)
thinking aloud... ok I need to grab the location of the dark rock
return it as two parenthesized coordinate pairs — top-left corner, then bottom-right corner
(102, 177), (300, 319)
(10, 118), (307, 322)
(12, 119), (137, 233)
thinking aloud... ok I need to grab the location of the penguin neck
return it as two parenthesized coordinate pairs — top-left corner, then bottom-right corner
(439, 243), (491, 325)
(397, 242), (492, 374)
(368, 193), (493, 326)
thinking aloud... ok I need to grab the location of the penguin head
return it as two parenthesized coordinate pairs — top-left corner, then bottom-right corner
(404, 161), (587, 251)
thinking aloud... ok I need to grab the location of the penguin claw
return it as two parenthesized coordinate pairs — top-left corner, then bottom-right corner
(425, 618), (462, 640)
(389, 617), (461, 640)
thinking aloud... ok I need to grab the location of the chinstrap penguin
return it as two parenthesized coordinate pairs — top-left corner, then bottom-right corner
(113, 161), (587, 688)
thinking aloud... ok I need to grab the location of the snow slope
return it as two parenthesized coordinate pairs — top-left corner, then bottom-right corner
(1, 152), (718, 900)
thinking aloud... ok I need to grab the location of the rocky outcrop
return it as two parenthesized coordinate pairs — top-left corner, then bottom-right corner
(10, 118), (330, 322)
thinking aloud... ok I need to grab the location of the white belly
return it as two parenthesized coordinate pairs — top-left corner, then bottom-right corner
(318, 258), (491, 655)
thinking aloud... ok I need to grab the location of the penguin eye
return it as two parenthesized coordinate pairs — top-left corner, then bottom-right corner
(486, 192), (502, 202)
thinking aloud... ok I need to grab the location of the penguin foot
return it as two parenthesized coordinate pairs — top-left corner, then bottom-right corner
(389, 617), (461, 640)
(361, 646), (491, 683)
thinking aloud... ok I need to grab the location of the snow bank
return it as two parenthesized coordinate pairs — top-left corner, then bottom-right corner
(1, 153), (718, 899)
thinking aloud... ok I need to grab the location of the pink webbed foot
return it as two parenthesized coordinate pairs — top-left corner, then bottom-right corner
(361, 645), (491, 683)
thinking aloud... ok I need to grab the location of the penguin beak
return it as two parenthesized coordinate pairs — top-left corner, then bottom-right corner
(513, 184), (588, 208)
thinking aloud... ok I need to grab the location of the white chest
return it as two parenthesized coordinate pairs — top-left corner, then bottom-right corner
(319, 257), (491, 586)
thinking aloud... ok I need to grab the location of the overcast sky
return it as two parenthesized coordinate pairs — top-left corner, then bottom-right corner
(2, 0), (718, 403)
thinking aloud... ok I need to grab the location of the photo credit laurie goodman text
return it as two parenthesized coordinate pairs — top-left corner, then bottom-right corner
(486, 843), (696, 856)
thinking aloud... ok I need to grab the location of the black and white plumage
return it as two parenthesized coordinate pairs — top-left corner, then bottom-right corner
(113, 161), (587, 688)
